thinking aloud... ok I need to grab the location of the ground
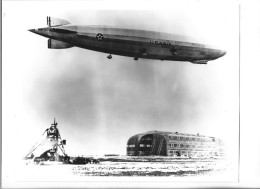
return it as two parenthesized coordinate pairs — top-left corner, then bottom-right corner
(3, 156), (238, 187)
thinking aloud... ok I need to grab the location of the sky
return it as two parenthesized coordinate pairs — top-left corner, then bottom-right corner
(3, 1), (239, 162)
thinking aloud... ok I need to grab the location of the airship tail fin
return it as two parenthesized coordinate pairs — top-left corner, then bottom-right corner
(47, 16), (71, 27)
(48, 39), (74, 49)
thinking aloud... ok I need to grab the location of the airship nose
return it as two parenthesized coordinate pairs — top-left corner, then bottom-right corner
(218, 50), (227, 57)
(220, 50), (227, 57)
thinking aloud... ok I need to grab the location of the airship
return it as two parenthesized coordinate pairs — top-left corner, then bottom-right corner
(29, 17), (226, 64)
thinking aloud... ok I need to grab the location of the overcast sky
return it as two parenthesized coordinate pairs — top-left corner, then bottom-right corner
(3, 1), (239, 160)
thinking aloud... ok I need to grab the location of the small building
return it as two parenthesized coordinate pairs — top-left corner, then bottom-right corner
(126, 130), (224, 157)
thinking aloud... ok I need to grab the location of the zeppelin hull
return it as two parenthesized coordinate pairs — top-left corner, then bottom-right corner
(29, 23), (226, 63)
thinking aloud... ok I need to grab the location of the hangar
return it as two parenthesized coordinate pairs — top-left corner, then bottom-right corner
(126, 130), (224, 157)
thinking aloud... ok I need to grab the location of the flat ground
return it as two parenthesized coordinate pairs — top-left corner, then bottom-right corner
(71, 156), (236, 177)
(4, 156), (238, 185)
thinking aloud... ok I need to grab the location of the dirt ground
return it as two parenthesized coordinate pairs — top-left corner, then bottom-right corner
(71, 156), (236, 177)
(3, 156), (238, 187)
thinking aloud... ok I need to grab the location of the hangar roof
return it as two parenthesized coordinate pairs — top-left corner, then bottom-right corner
(139, 130), (213, 138)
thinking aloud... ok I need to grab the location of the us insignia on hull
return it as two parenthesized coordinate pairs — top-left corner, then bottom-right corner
(96, 33), (104, 41)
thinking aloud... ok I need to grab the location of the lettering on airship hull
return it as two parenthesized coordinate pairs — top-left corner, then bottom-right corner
(150, 40), (171, 46)
(149, 40), (198, 47)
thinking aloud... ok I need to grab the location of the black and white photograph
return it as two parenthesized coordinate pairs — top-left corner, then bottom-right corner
(2, 0), (260, 188)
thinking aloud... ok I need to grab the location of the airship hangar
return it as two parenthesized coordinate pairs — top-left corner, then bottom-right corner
(127, 130), (224, 157)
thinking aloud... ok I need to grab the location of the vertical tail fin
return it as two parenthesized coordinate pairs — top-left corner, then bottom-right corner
(47, 16), (71, 27)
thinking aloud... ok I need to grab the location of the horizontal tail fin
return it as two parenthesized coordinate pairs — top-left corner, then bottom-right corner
(48, 39), (73, 49)
(47, 16), (71, 27)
